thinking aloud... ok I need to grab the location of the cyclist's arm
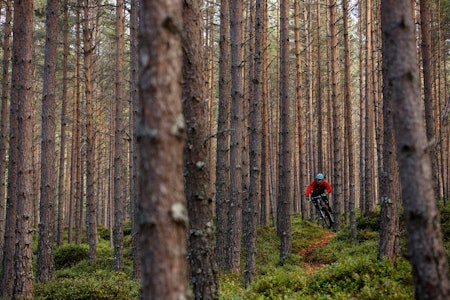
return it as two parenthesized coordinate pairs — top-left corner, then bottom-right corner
(324, 180), (332, 193)
(305, 182), (314, 196)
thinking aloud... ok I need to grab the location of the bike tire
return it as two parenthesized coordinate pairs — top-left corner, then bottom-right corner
(319, 208), (332, 228)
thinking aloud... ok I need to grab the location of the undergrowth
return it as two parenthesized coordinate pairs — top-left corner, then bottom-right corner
(219, 212), (417, 300)
(32, 205), (450, 299)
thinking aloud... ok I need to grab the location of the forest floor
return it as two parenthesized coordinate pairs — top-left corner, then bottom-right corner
(299, 231), (336, 273)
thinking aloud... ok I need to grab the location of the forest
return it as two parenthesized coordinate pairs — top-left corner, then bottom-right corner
(0, 0), (449, 299)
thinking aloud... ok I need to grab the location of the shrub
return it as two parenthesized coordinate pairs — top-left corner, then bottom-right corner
(34, 270), (139, 300)
(54, 244), (89, 270)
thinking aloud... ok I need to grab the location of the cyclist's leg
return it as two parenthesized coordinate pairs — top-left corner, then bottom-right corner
(322, 194), (333, 213)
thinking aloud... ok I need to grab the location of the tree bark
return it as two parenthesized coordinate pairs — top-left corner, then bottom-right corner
(138, 0), (188, 298)
(0, 0), (12, 266)
(37, 0), (60, 283)
(57, 0), (69, 247)
(277, 0), (292, 260)
(129, 0), (141, 280)
(183, 0), (219, 297)
(83, 0), (97, 263)
(244, 0), (263, 285)
(215, 0), (231, 271)
(227, 0), (244, 273)
(13, 0), (35, 297)
(113, 0), (125, 271)
(330, 0), (342, 231)
(342, 0), (357, 241)
(381, 0), (450, 298)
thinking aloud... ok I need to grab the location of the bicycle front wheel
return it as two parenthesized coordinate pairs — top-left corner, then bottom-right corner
(319, 208), (333, 228)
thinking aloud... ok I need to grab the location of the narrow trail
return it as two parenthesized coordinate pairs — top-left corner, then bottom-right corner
(299, 231), (336, 273)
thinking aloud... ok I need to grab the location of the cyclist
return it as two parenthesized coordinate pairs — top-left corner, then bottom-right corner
(305, 173), (332, 208)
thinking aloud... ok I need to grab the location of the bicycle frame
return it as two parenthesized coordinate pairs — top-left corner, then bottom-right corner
(310, 194), (334, 228)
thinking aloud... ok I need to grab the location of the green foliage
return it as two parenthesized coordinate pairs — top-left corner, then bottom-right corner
(54, 244), (89, 270)
(97, 226), (111, 241)
(220, 214), (415, 299)
(34, 270), (140, 300)
(36, 228), (137, 299)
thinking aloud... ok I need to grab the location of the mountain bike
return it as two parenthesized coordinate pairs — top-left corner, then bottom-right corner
(310, 194), (334, 229)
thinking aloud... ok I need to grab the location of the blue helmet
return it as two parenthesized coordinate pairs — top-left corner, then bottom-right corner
(316, 173), (325, 180)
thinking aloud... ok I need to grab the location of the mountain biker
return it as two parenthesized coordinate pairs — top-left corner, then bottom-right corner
(305, 173), (332, 207)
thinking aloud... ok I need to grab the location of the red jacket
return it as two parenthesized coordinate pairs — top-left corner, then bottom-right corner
(305, 179), (332, 196)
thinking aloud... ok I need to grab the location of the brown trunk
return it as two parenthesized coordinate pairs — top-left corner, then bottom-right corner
(13, 0), (34, 297)
(381, 0), (450, 298)
(215, 0), (231, 271)
(0, 0), (16, 295)
(244, 0), (263, 285)
(343, 0), (357, 241)
(227, 0), (244, 273)
(37, 0), (60, 283)
(129, 0), (140, 280)
(57, 0), (69, 247)
(138, 0), (188, 298)
(83, 0), (97, 263)
(277, 0), (292, 260)
(0, 0), (12, 265)
(183, 0), (219, 296)
(330, 0), (342, 231)
(113, 0), (125, 271)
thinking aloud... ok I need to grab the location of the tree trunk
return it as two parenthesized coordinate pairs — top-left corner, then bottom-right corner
(113, 0), (125, 271)
(420, 0), (439, 198)
(227, 0), (244, 273)
(138, 0), (188, 298)
(13, 0), (35, 297)
(0, 0), (12, 265)
(342, 0), (357, 241)
(330, 0), (342, 231)
(182, 0), (219, 297)
(37, 0), (60, 283)
(277, 0), (292, 260)
(83, 0), (97, 263)
(244, 0), (263, 285)
(129, 0), (141, 280)
(215, 0), (231, 271)
(57, 0), (69, 247)
(381, 0), (450, 298)
(0, 0), (16, 295)
(260, 0), (269, 225)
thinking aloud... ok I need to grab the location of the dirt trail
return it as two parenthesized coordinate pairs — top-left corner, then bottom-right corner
(299, 231), (336, 273)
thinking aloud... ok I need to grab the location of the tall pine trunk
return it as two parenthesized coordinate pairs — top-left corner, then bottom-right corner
(381, 0), (450, 298)
(37, 0), (60, 282)
(138, 0), (188, 298)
